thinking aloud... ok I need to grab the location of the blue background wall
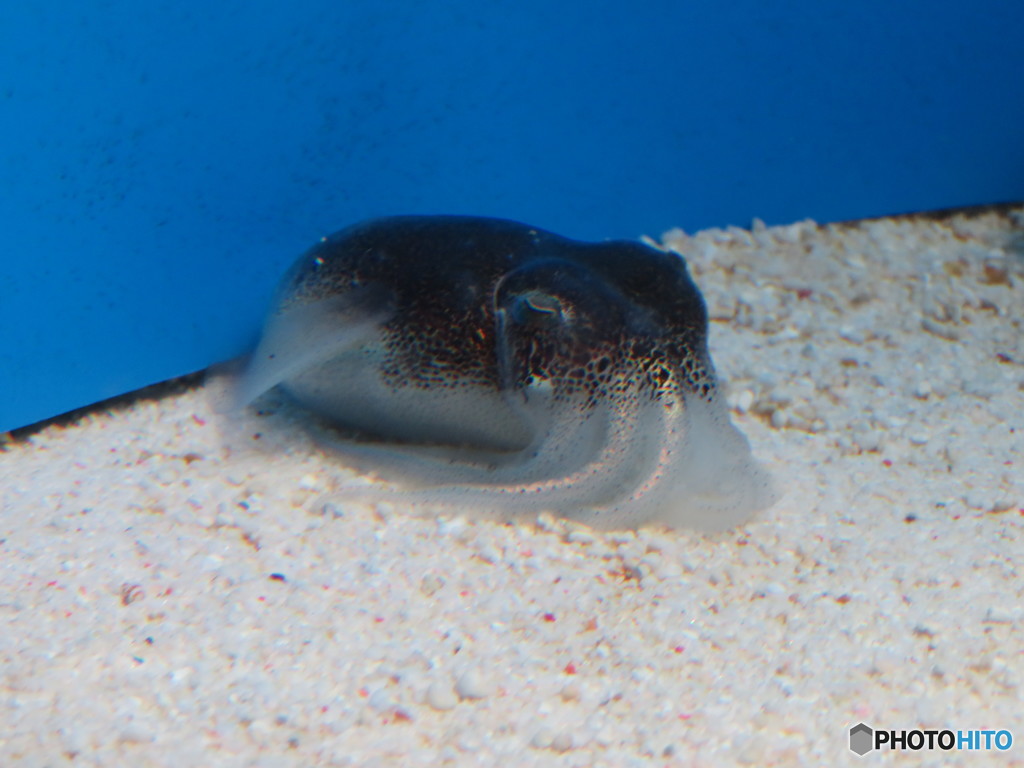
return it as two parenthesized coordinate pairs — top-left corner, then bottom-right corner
(2, 0), (1022, 431)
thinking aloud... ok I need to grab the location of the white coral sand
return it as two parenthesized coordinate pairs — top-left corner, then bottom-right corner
(1, 206), (1022, 766)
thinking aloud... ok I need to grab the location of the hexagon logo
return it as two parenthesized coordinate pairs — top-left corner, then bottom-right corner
(850, 723), (874, 756)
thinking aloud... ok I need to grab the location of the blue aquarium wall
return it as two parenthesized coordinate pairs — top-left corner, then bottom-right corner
(2, 0), (1022, 432)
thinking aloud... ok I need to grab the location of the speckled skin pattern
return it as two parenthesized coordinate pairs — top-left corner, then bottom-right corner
(282, 215), (716, 408)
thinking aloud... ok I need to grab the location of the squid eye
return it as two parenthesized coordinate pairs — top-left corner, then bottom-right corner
(512, 290), (566, 328)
